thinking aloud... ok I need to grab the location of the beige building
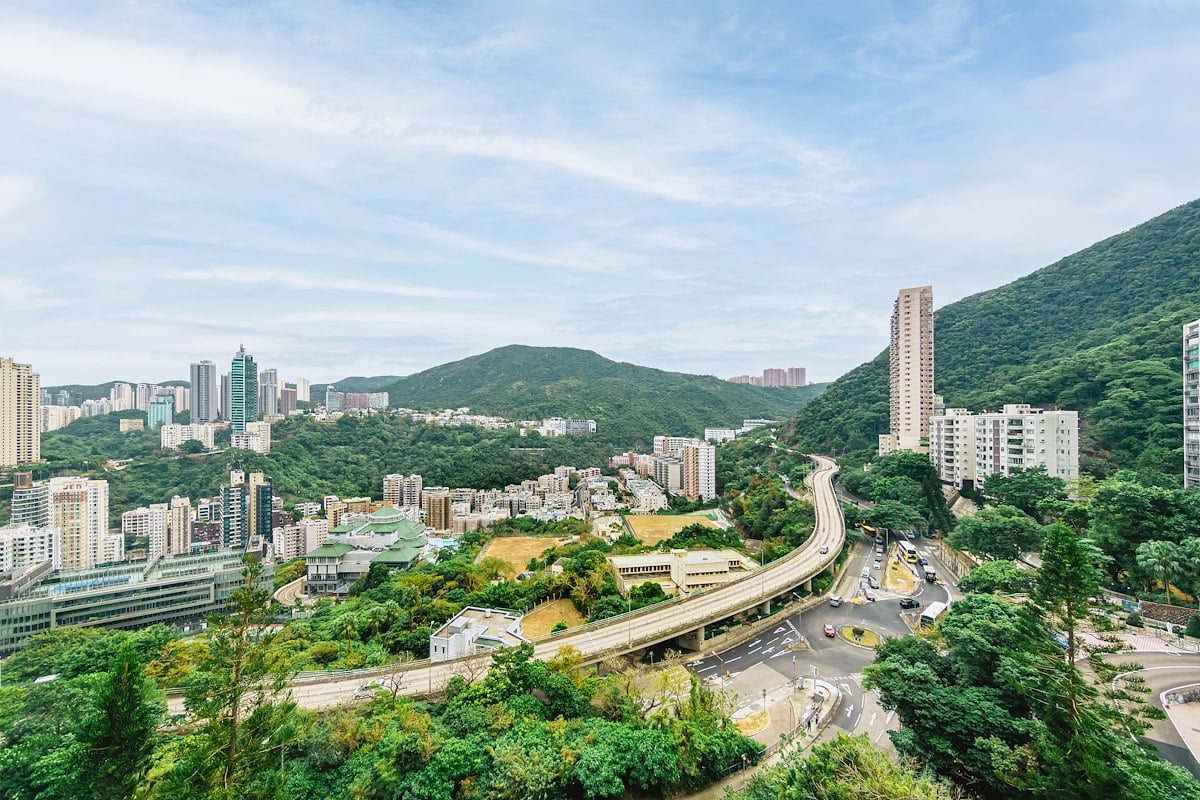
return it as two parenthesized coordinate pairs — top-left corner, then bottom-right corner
(880, 285), (934, 455)
(168, 496), (193, 556)
(49, 476), (116, 570)
(1186, 319), (1200, 487)
(930, 404), (1079, 491)
(122, 503), (169, 557)
(681, 440), (717, 501)
(423, 488), (452, 530)
(608, 548), (757, 597)
(0, 356), (40, 468)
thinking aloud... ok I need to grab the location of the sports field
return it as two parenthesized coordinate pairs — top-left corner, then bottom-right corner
(523, 598), (587, 638)
(478, 535), (571, 573)
(625, 514), (716, 544)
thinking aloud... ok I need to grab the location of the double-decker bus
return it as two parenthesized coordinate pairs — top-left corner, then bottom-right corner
(897, 540), (919, 563)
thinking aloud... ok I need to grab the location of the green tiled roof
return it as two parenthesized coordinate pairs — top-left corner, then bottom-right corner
(305, 542), (355, 558)
(371, 539), (425, 565)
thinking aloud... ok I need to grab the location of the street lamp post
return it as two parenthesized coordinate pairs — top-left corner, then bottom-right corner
(791, 654), (797, 690)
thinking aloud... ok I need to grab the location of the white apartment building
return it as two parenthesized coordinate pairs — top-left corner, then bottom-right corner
(0, 356), (40, 468)
(652, 456), (683, 493)
(681, 440), (717, 501)
(160, 423), (216, 450)
(231, 420), (272, 454)
(122, 503), (169, 557)
(108, 382), (133, 411)
(1186, 319), (1200, 487)
(930, 404), (1079, 491)
(0, 524), (61, 571)
(880, 285), (934, 455)
(704, 428), (737, 444)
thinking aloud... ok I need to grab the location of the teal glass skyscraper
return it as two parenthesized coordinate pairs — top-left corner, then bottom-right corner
(230, 345), (258, 434)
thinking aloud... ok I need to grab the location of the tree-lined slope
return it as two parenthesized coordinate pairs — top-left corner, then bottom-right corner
(788, 198), (1200, 477)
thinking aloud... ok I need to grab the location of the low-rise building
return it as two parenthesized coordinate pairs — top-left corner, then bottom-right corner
(0, 550), (273, 656)
(160, 423), (216, 450)
(607, 548), (757, 597)
(429, 606), (528, 662)
(0, 524), (60, 571)
(704, 428), (737, 444)
(930, 404), (1079, 491)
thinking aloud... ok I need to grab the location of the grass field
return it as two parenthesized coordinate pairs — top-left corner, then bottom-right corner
(478, 535), (571, 573)
(523, 598), (587, 638)
(624, 514), (716, 544)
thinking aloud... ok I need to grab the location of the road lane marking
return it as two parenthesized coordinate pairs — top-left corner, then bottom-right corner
(874, 728), (888, 743)
(726, 656), (742, 663)
(844, 704), (854, 717)
(698, 666), (716, 673)
(748, 647), (762, 655)
(750, 639), (762, 647)
(869, 712), (877, 727)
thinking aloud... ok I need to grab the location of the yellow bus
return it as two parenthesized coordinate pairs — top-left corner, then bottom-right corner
(898, 540), (919, 563)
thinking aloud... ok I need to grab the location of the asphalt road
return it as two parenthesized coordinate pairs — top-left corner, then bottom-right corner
(1103, 653), (1200, 777)
(685, 531), (957, 749)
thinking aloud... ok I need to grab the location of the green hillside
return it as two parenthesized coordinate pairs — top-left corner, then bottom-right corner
(788, 198), (1200, 480)
(380, 345), (823, 448)
(314, 375), (404, 394)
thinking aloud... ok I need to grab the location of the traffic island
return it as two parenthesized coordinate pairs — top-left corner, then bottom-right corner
(840, 625), (881, 648)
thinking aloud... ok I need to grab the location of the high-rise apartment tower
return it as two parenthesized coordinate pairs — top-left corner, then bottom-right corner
(1185, 320), (1200, 487)
(230, 346), (258, 434)
(880, 286), (934, 455)
(0, 356), (40, 468)
(191, 360), (218, 423)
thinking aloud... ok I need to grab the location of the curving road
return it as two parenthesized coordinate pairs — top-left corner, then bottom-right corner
(264, 456), (846, 710)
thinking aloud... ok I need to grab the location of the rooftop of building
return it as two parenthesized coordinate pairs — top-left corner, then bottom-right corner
(431, 606), (527, 647)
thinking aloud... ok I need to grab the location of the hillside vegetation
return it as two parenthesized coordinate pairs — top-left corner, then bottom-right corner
(381, 345), (822, 448)
(788, 198), (1200, 480)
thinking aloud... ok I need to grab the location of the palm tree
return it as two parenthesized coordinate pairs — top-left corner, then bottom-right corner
(1183, 539), (1200, 609)
(1136, 540), (1186, 606)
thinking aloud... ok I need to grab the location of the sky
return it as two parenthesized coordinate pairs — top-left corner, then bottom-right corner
(3, 1), (1200, 386)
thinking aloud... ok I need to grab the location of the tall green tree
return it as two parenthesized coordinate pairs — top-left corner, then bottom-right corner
(947, 505), (1045, 561)
(982, 466), (1067, 519)
(1135, 540), (1187, 605)
(75, 642), (165, 800)
(144, 555), (308, 800)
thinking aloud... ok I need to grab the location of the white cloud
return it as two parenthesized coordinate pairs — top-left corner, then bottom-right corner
(158, 266), (489, 300)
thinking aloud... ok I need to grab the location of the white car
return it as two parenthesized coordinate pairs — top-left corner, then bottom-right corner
(873, 560), (882, 571)
(860, 566), (870, 579)
(819, 544), (830, 554)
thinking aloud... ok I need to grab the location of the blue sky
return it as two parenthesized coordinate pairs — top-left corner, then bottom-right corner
(2, 1), (1199, 386)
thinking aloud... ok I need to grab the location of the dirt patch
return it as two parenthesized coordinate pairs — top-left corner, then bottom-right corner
(479, 536), (571, 573)
(624, 514), (715, 545)
(523, 598), (587, 638)
(735, 710), (770, 735)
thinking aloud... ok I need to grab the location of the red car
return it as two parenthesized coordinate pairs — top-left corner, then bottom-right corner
(823, 624), (837, 638)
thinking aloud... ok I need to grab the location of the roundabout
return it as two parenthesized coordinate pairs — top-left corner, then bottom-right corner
(839, 625), (882, 648)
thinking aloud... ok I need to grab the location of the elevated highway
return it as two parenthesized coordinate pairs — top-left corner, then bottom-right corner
(278, 455), (845, 709)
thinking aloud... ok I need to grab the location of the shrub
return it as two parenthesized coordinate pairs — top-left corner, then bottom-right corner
(1186, 616), (1200, 639)
(1126, 611), (1143, 628)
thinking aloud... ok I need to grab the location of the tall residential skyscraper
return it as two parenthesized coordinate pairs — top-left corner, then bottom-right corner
(1185, 320), (1200, 487)
(258, 368), (279, 416)
(295, 378), (310, 403)
(49, 476), (110, 570)
(191, 360), (218, 423)
(0, 356), (40, 468)
(168, 496), (193, 556)
(230, 346), (258, 433)
(423, 489), (452, 530)
(681, 440), (717, 501)
(880, 286), (935, 455)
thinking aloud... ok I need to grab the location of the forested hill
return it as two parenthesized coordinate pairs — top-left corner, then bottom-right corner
(787, 198), (1200, 479)
(381, 345), (824, 448)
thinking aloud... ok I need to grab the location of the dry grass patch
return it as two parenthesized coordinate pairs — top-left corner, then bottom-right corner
(478, 535), (571, 573)
(735, 710), (770, 736)
(885, 558), (917, 594)
(624, 514), (715, 545)
(523, 598), (586, 638)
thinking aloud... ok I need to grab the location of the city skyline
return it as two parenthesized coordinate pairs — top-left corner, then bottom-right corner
(3, 3), (1200, 384)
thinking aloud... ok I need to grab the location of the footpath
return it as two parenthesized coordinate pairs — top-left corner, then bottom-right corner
(686, 678), (841, 800)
